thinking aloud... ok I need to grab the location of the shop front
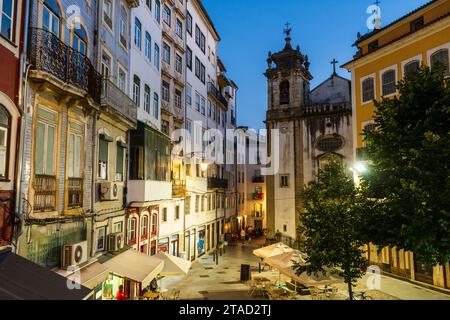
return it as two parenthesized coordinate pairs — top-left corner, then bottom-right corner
(190, 230), (196, 261)
(158, 238), (169, 254)
(197, 226), (206, 257)
(102, 273), (124, 300)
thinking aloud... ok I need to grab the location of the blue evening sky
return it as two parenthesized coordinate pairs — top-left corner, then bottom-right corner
(202, 0), (431, 129)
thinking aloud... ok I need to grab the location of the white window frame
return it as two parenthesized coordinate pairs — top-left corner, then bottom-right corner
(101, 48), (112, 80)
(117, 64), (128, 93)
(427, 42), (450, 77)
(102, 0), (114, 33)
(145, 32), (152, 62)
(68, 121), (84, 179)
(0, 0), (15, 41)
(360, 73), (376, 105)
(35, 106), (58, 176)
(96, 226), (107, 252)
(119, 4), (128, 48)
(379, 65), (398, 98)
(42, 3), (60, 37)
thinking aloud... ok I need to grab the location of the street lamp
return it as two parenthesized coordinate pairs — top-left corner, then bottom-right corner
(200, 159), (208, 172)
(353, 162), (368, 174)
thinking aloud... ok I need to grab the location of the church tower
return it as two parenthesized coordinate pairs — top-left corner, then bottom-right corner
(265, 26), (353, 246)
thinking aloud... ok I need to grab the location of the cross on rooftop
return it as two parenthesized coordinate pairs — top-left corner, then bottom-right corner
(284, 22), (292, 38)
(331, 58), (339, 75)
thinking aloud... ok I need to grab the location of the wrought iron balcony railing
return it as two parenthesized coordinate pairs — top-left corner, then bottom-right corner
(29, 28), (102, 104)
(68, 177), (83, 209)
(172, 180), (187, 198)
(207, 177), (229, 189)
(101, 79), (137, 124)
(33, 174), (57, 212)
(252, 176), (265, 183)
(207, 82), (228, 110)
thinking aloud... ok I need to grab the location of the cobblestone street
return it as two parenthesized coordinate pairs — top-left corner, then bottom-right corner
(163, 240), (450, 301)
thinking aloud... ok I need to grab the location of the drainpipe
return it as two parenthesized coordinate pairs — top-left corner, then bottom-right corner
(14, 0), (32, 254)
(182, 0), (188, 259)
(90, 111), (98, 258)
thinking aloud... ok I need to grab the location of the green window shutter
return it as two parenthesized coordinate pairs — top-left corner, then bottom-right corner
(99, 138), (109, 163)
(116, 143), (124, 176)
(35, 122), (45, 175)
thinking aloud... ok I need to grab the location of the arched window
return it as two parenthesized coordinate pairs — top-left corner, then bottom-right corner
(431, 49), (449, 76)
(141, 216), (148, 238)
(382, 69), (396, 96)
(362, 77), (375, 102)
(42, 0), (61, 37)
(128, 218), (137, 243)
(0, 104), (10, 178)
(280, 81), (290, 105)
(404, 60), (420, 79)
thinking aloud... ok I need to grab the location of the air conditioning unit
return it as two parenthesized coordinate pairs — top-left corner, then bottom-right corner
(100, 182), (119, 201)
(61, 241), (88, 270)
(108, 233), (123, 252)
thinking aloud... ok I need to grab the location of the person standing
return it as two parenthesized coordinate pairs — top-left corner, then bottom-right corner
(240, 229), (246, 243)
(116, 285), (126, 301)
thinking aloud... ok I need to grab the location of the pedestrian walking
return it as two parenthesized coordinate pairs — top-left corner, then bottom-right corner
(116, 285), (126, 301)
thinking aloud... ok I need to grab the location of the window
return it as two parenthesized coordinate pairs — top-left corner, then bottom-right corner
(35, 108), (57, 176)
(280, 81), (290, 105)
(0, 0), (14, 40)
(186, 85), (192, 107)
(430, 49), (449, 76)
(200, 63), (205, 84)
(103, 0), (113, 29)
(146, 0), (152, 11)
(98, 134), (111, 180)
(162, 81), (170, 102)
(176, 54), (183, 73)
(163, 5), (171, 26)
(42, 1), (61, 37)
(145, 32), (152, 61)
(134, 18), (141, 49)
(153, 93), (159, 119)
(362, 77), (375, 103)
(404, 60), (420, 79)
(200, 97), (205, 115)
(155, 0), (161, 23)
(316, 135), (344, 152)
(133, 75), (141, 106)
(207, 100), (212, 118)
(368, 40), (379, 53)
(280, 175), (290, 188)
(382, 69), (396, 96)
(175, 89), (182, 109)
(0, 105), (10, 178)
(113, 222), (123, 233)
(162, 208), (168, 222)
(185, 196), (191, 215)
(118, 66), (127, 92)
(410, 16), (424, 32)
(186, 46), (193, 70)
(195, 93), (200, 112)
(68, 123), (83, 179)
(119, 5), (127, 47)
(195, 24), (205, 53)
(176, 19), (183, 38)
(201, 196), (205, 212)
(185, 120), (192, 135)
(186, 11), (192, 35)
(161, 120), (169, 135)
(141, 216), (148, 238)
(175, 206), (180, 220)
(128, 218), (137, 242)
(101, 51), (111, 80)
(163, 42), (171, 64)
(96, 227), (107, 252)
(151, 213), (157, 235)
(195, 195), (200, 213)
(70, 27), (87, 55)
(116, 141), (125, 181)
(144, 85), (151, 113)
(195, 57), (200, 79)
(154, 43), (160, 70)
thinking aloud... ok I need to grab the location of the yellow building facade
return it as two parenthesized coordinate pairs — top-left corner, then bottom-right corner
(343, 0), (450, 290)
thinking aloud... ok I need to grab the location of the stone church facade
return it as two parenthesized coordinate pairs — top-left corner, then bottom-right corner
(265, 30), (353, 246)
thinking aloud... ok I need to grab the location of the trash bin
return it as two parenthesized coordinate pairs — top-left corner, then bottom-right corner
(240, 264), (251, 282)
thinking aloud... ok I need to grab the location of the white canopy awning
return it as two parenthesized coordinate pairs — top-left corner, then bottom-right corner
(253, 242), (294, 259)
(66, 262), (110, 290)
(103, 249), (164, 288)
(153, 252), (192, 277)
(263, 250), (308, 270)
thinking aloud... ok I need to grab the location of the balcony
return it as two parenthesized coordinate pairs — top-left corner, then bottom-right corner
(253, 211), (265, 219)
(127, 180), (172, 203)
(207, 177), (228, 189)
(252, 176), (265, 183)
(68, 178), (83, 209)
(28, 28), (102, 104)
(172, 180), (187, 198)
(33, 175), (57, 212)
(207, 82), (228, 110)
(101, 80), (137, 125)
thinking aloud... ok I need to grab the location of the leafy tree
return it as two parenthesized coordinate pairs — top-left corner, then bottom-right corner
(360, 65), (450, 266)
(295, 161), (367, 300)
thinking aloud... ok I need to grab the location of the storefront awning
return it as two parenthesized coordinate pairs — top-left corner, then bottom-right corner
(66, 262), (110, 290)
(0, 247), (91, 300)
(102, 249), (164, 288)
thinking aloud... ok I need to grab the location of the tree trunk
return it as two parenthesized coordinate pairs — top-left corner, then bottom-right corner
(347, 278), (354, 300)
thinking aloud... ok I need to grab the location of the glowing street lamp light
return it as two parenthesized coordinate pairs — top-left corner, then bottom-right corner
(354, 162), (368, 174)
(200, 159), (208, 172)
